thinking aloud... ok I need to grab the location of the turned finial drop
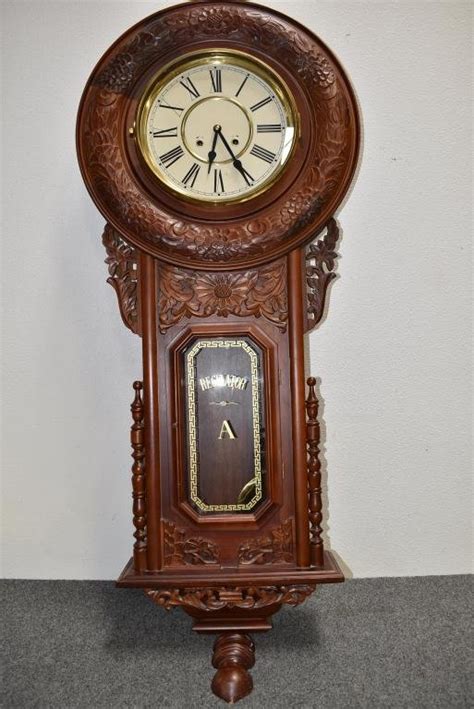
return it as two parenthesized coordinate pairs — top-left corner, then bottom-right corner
(211, 633), (255, 704)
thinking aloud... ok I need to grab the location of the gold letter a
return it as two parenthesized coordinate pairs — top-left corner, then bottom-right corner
(218, 420), (237, 440)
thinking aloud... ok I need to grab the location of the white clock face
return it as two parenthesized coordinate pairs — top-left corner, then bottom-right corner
(136, 52), (298, 203)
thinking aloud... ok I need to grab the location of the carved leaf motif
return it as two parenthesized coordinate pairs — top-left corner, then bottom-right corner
(238, 519), (294, 566)
(102, 224), (140, 335)
(144, 584), (316, 612)
(164, 520), (219, 566)
(158, 261), (288, 332)
(305, 219), (340, 332)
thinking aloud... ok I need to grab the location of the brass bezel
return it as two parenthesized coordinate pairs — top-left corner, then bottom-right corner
(135, 49), (300, 205)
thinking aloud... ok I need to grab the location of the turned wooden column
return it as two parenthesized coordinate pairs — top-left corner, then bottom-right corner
(288, 248), (311, 567)
(306, 377), (324, 567)
(130, 380), (147, 572)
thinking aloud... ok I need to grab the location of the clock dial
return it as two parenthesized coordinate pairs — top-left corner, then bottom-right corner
(136, 51), (298, 203)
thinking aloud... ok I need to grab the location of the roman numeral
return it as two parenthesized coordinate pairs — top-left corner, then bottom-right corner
(182, 162), (201, 188)
(214, 168), (225, 194)
(158, 102), (184, 113)
(235, 74), (249, 97)
(152, 127), (178, 138)
(250, 144), (277, 164)
(257, 124), (283, 133)
(250, 96), (273, 112)
(238, 165), (254, 186)
(210, 68), (222, 93)
(180, 77), (200, 99)
(159, 146), (184, 168)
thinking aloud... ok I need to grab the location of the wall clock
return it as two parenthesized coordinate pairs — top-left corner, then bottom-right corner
(77, 0), (360, 702)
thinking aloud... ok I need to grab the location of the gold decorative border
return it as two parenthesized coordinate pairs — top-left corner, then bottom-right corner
(186, 338), (263, 512)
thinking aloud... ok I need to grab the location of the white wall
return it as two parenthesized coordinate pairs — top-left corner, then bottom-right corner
(1, 1), (472, 579)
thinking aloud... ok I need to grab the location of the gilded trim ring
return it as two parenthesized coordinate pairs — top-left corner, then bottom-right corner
(186, 338), (263, 512)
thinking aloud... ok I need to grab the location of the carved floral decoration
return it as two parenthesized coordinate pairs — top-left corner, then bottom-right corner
(164, 520), (219, 566)
(305, 218), (340, 332)
(238, 519), (294, 566)
(158, 261), (288, 332)
(145, 584), (316, 612)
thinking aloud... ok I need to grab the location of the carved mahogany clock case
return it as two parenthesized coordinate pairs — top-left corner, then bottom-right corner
(77, 0), (360, 702)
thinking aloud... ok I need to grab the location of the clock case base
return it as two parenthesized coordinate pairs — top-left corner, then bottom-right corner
(117, 552), (343, 703)
(116, 551), (343, 635)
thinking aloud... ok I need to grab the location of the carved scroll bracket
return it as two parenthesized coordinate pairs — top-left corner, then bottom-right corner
(102, 224), (140, 335)
(305, 218), (340, 332)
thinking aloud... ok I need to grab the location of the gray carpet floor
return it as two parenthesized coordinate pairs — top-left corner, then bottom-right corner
(2, 576), (473, 708)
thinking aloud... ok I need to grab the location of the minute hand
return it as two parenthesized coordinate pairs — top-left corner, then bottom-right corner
(217, 129), (254, 186)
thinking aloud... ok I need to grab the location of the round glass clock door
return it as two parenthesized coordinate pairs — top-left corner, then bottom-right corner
(183, 337), (266, 514)
(136, 50), (298, 203)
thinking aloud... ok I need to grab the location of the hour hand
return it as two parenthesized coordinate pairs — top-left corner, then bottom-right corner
(207, 125), (220, 174)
